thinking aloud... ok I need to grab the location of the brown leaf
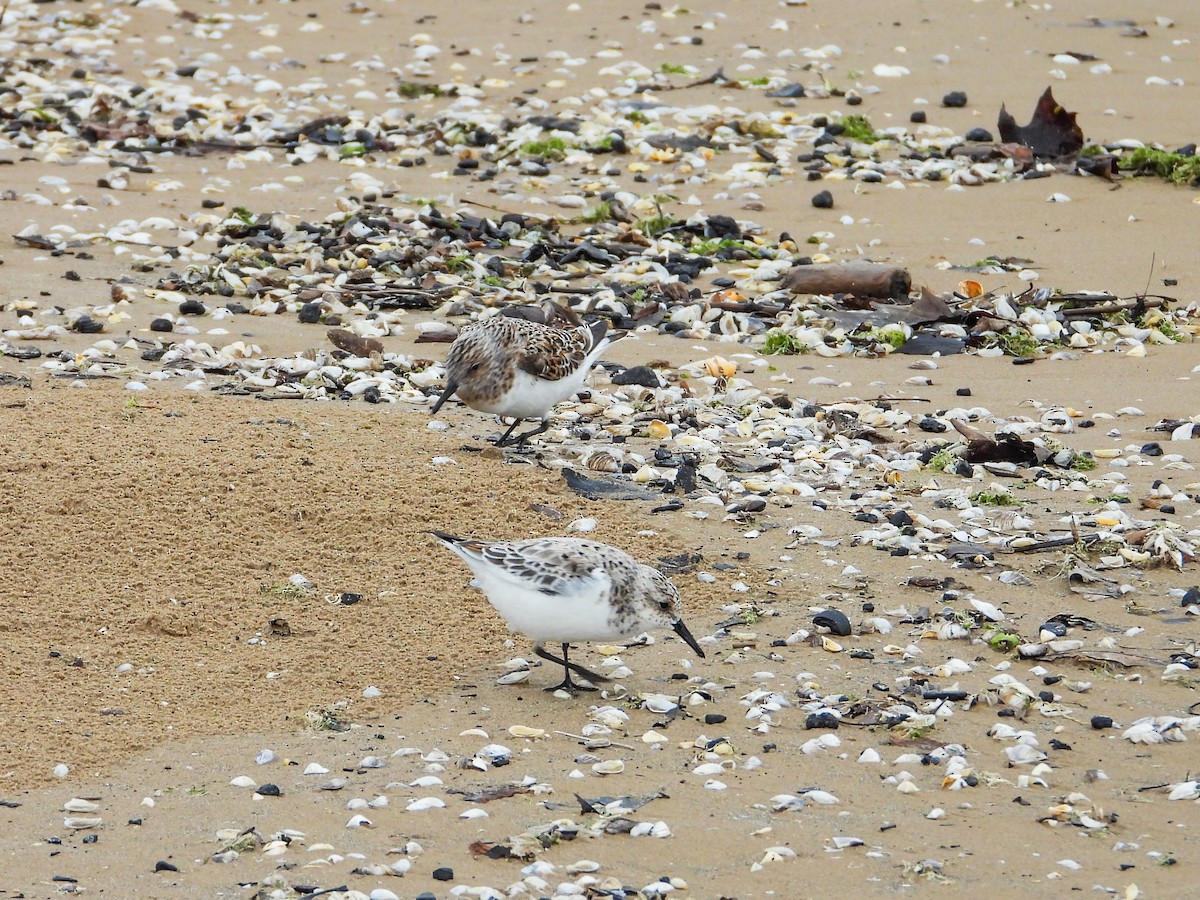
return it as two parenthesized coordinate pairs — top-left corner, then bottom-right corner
(997, 87), (1084, 158)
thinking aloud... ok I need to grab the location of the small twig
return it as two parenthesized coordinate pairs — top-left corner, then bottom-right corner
(553, 731), (636, 751)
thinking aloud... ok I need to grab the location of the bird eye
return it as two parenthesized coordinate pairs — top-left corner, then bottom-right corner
(658, 600), (671, 611)
(469, 362), (482, 373)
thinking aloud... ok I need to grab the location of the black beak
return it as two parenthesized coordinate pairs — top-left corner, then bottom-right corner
(673, 619), (705, 658)
(430, 380), (457, 415)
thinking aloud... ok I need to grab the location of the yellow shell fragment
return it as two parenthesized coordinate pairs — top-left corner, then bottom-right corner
(508, 725), (545, 739)
(703, 355), (737, 378)
(646, 419), (672, 440)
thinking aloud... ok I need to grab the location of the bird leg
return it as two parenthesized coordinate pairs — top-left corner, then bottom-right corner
(535, 642), (609, 693)
(493, 418), (550, 448)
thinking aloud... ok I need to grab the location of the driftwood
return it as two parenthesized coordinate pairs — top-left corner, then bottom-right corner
(782, 261), (912, 299)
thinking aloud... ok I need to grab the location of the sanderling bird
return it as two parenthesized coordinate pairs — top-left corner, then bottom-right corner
(430, 310), (621, 447)
(431, 531), (705, 693)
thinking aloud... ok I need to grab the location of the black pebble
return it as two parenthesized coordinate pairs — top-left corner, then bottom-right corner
(1037, 690), (1055, 703)
(846, 95), (862, 106)
(889, 510), (913, 528)
(812, 609), (851, 636)
(154, 860), (178, 872)
(611, 365), (662, 388)
(965, 127), (994, 142)
(811, 189), (834, 209)
(910, 110), (927, 123)
(363, 386), (382, 404)
(1090, 715), (1114, 730)
(942, 90), (968, 107)
(179, 299), (205, 316)
(225, 302), (248, 314)
(415, 895), (438, 900)
(918, 416), (947, 433)
(201, 198), (224, 209)
(255, 783), (281, 797)
(298, 302), (323, 324)
(955, 387), (972, 396)
(72, 316), (103, 333)
(704, 713), (727, 725)
(1078, 419), (1094, 428)
(149, 317), (173, 332)
(1043, 675), (1062, 685)
(805, 712), (840, 730)
(432, 867), (454, 881)
(1140, 442), (1163, 457)
(83, 833), (98, 844)
(1181, 586), (1200, 606)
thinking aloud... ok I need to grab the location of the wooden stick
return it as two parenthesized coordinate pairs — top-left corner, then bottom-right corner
(783, 261), (912, 299)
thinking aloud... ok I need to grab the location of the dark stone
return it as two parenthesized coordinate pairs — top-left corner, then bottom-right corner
(1090, 715), (1114, 730)
(766, 82), (806, 98)
(812, 609), (851, 636)
(910, 110), (927, 123)
(298, 302), (323, 324)
(942, 90), (968, 108)
(179, 299), (206, 316)
(201, 198), (224, 209)
(965, 127), (994, 142)
(611, 365), (662, 388)
(154, 860), (179, 872)
(918, 416), (947, 433)
(805, 712), (840, 730)
(432, 867), (454, 881)
(1182, 586), (1200, 606)
(254, 783), (281, 797)
(704, 713), (727, 725)
(956, 387), (972, 396)
(811, 189), (834, 209)
(175, 65), (198, 77)
(149, 317), (174, 332)
(846, 94), (863, 106)
(72, 316), (103, 333)
(1038, 690), (1055, 703)
(889, 510), (913, 528)
(1140, 442), (1163, 457)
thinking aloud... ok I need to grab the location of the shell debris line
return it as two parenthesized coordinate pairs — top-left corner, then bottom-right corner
(2, 0), (1200, 898)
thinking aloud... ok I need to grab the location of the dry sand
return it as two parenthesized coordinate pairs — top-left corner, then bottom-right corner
(2, 0), (1200, 897)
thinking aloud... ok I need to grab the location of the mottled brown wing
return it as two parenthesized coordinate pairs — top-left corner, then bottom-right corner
(516, 324), (591, 382)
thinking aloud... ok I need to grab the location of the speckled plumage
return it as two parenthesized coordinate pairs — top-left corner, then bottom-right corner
(431, 314), (618, 445)
(431, 531), (705, 692)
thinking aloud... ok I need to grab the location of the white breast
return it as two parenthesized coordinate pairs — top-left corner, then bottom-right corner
(467, 562), (628, 641)
(476, 366), (591, 420)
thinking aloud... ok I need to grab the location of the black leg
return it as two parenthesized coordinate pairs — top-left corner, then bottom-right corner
(495, 419), (550, 448)
(490, 419), (524, 447)
(535, 642), (608, 693)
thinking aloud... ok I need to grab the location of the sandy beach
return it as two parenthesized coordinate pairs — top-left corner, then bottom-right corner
(2, 1), (1200, 897)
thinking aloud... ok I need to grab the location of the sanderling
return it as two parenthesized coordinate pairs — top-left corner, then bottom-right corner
(430, 310), (621, 447)
(431, 531), (705, 693)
